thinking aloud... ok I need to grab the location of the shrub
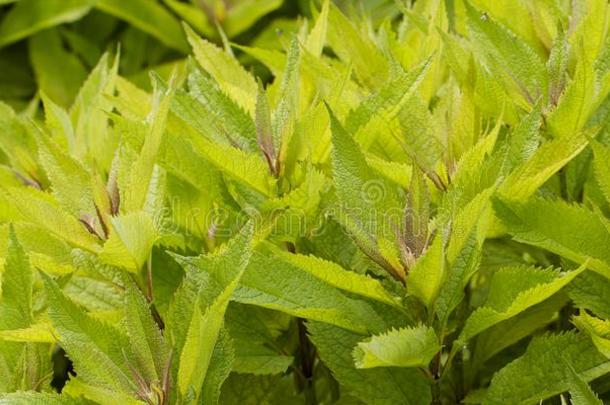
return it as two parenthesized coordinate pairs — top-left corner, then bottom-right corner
(0, 0), (610, 404)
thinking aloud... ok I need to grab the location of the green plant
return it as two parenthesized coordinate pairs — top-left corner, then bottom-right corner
(0, 0), (397, 110)
(0, 0), (299, 110)
(0, 0), (610, 404)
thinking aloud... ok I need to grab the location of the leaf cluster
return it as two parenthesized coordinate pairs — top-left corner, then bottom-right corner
(1, 0), (610, 404)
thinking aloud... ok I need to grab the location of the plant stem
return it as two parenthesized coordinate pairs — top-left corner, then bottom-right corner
(297, 318), (317, 405)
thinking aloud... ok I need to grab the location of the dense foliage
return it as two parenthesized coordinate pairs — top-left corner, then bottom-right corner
(1, 0), (610, 404)
(0, 0), (395, 109)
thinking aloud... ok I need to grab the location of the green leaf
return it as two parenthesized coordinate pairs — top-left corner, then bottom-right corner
(305, 0), (330, 57)
(465, 1), (547, 103)
(61, 377), (142, 405)
(201, 327), (234, 405)
(494, 197), (610, 278)
(327, 3), (388, 88)
(353, 325), (439, 369)
(591, 141), (610, 204)
(171, 222), (254, 401)
(0, 321), (54, 343)
(0, 102), (41, 181)
(547, 0), (610, 139)
(122, 74), (175, 213)
(484, 332), (610, 404)
(187, 132), (274, 197)
(3, 187), (100, 252)
(95, 0), (188, 52)
(35, 129), (97, 220)
(396, 96), (443, 174)
(458, 264), (585, 344)
(308, 321), (431, 405)
(327, 105), (404, 280)
(472, 293), (568, 370)
(223, 0), (282, 38)
(348, 60), (429, 133)
(219, 374), (301, 405)
(498, 131), (590, 202)
(0, 226), (33, 330)
(69, 52), (119, 168)
(42, 272), (135, 395)
(183, 67), (257, 149)
(0, 0), (93, 48)
(573, 312), (610, 362)
(506, 103), (542, 168)
(233, 248), (387, 334)
(123, 281), (169, 384)
(408, 235), (445, 309)
(185, 24), (257, 113)
(566, 359), (604, 405)
(274, 250), (400, 308)
(29, 28), (88, 107)
(569, 271), (610, 319)
(233, 344), (292, 375)
(99, 212), (158, 272)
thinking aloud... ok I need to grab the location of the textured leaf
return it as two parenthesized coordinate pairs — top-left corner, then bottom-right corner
(172, 222), (254, 401)
(70, 52), (119, 168)
(494, 197), (610, 278)
(353, 325), (439, 369)
(183, 67), (257, 149)
(42, 273), (135, 394)
(328, 105), (404, 280)
(185, 25), (257, 113)
(472, 293), (568, 369)
(458, 264), (585, 343)
(3, 187), (100, 252)
(308, 321), (431, 405)
(573, 312), (610, 359)
(465, 1), (547, 102)
(35, 130), (96, 220)
(99, 212), (158, 272)
(345, 59), (430, 136)
(233, 344), (292, 375)
(219, 374), (301, 405)
(569, 271), (610, 319)
(0, 321), (54, 343)
(484, 332), (610, 404)
(498, 131), (590, 201)
(233, 249), (386, 334)
(327, 3), (388, 88)
(123, 281), (168, 384)
(0, 227), (33, 330)
(407, 235), (444, 308)
(305, 0), (330, 57)
(122, 74), (175, 213)
(274, 250), (400, 308)
(591, 141), (610, 204)
(201, 327), (234, 405)
(566, 359), (604, 405)
(188, 131), (274, 197)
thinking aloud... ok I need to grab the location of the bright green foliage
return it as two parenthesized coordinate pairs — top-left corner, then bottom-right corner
(484, 332), (610, 404)
(458, 264), (586, 344)
(494, 198), (610, 277)
(566, 360), (604, 405)
(1, 0), (610, 404)
(353, 325), (439, 369)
